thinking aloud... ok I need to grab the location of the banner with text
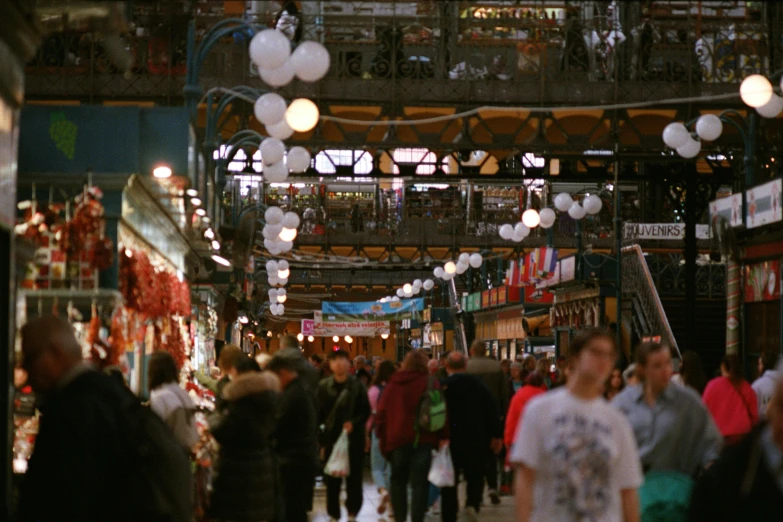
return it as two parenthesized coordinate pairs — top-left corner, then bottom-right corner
(322, 298), (424, 321)
(746, 178), (782, 229)
(311, 311), (390, 337)
(623, 223), (711, 240)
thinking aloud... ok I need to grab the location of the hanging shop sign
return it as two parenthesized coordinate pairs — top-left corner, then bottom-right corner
(708, 193), (743, 228)
(744, 260), (781, 302)
(560, 256), (576, 283)
(322, 298), (424, 321)
(312, 311), (390, 337)
(490, 288), (499, 307)
(524, 285), (555, 305)
(623, 223), (711, 240)
(746, 179), (782, 229)
(482, 290), (490, 308)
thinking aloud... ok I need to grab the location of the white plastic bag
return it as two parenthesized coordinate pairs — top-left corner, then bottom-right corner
(324, 430), (350, 478)
(427, 445), (455, 488)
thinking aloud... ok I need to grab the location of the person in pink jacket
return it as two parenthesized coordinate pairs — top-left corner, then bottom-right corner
(703, 354), (758, 446)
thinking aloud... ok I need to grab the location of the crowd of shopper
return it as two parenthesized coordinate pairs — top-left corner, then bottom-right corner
(14, 315), (783, 522)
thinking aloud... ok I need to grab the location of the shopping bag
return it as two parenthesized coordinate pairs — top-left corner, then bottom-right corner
(427, 445), (455, 488)
(324, 430), (351, 478)
(639, 470), (694, 522)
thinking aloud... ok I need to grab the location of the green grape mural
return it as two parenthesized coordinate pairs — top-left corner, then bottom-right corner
(49, 112), (77, 160)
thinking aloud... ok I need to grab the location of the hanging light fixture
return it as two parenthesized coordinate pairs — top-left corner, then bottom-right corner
(522, 209), (540, 228)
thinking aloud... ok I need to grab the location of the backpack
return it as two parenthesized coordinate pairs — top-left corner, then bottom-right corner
(115, 385), (194, 522)
(415, 375), (447, 446)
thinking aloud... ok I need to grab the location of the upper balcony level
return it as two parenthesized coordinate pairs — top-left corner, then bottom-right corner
(23, 1), (781, 109)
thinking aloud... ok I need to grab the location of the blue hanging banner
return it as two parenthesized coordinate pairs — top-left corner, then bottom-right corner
(322, 298), (425, 321)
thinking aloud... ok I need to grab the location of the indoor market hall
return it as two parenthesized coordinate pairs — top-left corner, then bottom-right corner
(1, 2), (782, 522)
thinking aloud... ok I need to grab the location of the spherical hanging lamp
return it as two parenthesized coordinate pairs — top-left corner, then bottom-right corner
(568, 202), (587, 220)
(254, 93), (287, 125)
(522, 209), (541, 228)
(582, 195), (603, 215)
(538, 208), (556, 229)
(499, 224), (514, 240)
(290, 41), (331, 82)
(444, 261), (457, 275)
(756, 94), (783, 118)
(676, 138), (701, 159)
(662, 122), (690, 149)
(278, 227), (298, 242)
(285, 98), (320, 132)
(740, 74), (773, 108)
(249, 29), (290, 70)
(695, 114), (723, 141)
(554, 193), (573, 212)
(259, 60), (295, 88)
(469, 253), (483, 268)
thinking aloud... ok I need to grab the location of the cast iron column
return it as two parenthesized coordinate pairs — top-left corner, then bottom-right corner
(684, 165), (698, 352)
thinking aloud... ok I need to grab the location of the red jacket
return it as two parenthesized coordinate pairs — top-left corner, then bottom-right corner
(376, 370), (448, 456)
(504, 384), (546, 448)
(703, 376), (758, 437)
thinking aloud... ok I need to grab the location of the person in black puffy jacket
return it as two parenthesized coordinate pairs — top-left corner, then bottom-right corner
(208, 358), (282, 522)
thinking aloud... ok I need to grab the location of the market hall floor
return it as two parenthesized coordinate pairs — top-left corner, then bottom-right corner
(310, 478), (513, 522)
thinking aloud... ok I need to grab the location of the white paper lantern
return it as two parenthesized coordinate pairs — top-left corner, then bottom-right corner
(263, 161), (289, 183)
(740, 74), (773, 108)
(249, 29), (291, 70)
(403, 283), (412, 294)
(695, 114), (723, 141)
(404, 288), (413, 298)
(397, 288), (405, 297)
(676, 138), (701, 159)
(277, 288), (287, 297)
(469, 253), (483, 268)
(568, 202), (587, 220)
(270, 303), (279, 315)
(538, 208), (556, 228)
(282, 212), (300, 229)
(499, 224), (514, 240)
(266, 260), (279, 273)
(662, 122), (690, 149)
(512, 227), (526, 242)
(554, 192), (574, 212)
(423, 279), (435, 291)
(456, 262), (468, 275)
(266, 119), (295, 140)
(444, 261), (457, 274)
(458, 253), (471, 265)
(279, 225), (298, 241)
(514, 222), (530, 238)
(412, 285), (421, 295)
(278, 242), (293, 254)
(756, 94), (783, 118)
(268, 274), (280, 286)
(583, 194), (603, 215)
(259, 60), (295, 88)
(285, 98), (319, 132)
(287, 146), (311, 173)
(391, 296), (400, 302)
(413, 279), (423, 290)
(260, 138), (286, 165)
(442, 272), (454, 281)
(522, 209), (540, 228)
(265, 206), (284, 225)
(290, 41), (331, 82)
(254, 93), (287, 126)
(433, 267), (445, 279)
(277, 304), (285, 315)
(268, 288), (277, 299)
(262, 225), (280, 240)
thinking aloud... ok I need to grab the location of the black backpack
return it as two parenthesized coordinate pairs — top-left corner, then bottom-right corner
(113, 384), (194, 522)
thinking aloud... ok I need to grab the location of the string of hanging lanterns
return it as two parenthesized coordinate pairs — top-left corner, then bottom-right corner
(497, 193), (602, 242)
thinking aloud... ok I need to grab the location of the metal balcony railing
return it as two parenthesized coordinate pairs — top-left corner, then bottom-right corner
(24, 1), (778, 105)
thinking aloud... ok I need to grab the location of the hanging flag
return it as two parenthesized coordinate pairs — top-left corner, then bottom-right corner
(506, 259), (518, 286)
(536, 247), (558, 278)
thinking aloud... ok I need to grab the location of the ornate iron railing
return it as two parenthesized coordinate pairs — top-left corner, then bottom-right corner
(24, 1), (776, 105)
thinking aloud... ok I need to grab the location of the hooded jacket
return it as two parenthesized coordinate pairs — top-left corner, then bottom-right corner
(376, 370), (449, 457)
(208, 371), (281, 522)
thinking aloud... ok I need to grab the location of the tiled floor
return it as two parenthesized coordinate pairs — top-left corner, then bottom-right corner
(310, 476), (514, 522)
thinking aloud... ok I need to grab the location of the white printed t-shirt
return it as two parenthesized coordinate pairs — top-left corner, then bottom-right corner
(510, 388), (643, 522)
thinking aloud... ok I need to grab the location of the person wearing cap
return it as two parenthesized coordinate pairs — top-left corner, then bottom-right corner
(267, 346), (319, 522)
(688, 360), (783, 521)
